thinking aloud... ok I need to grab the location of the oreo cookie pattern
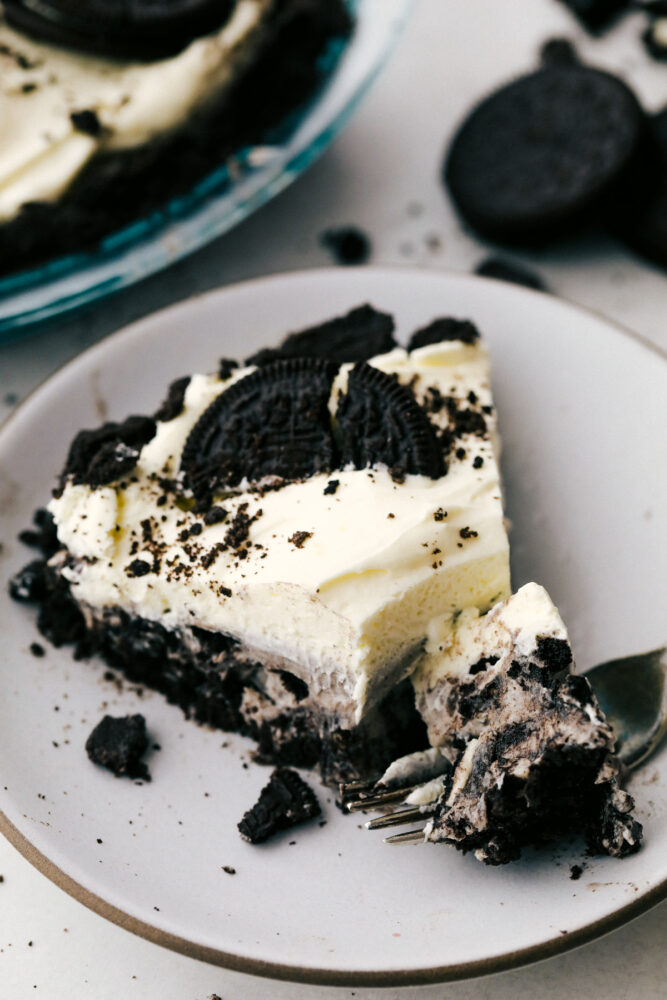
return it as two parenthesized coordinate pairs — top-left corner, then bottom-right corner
(336, 363), (444, 479)
(181, 358), (338, 500)
(444, 66), (648, 244)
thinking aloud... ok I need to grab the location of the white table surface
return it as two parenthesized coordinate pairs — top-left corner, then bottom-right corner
(1, 2), (666, 997)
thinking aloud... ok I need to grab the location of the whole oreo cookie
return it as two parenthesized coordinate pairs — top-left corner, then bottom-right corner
(181, 358), (338, 499)
(444, 66), (648, 244)
(611, 109), (667, 269)
(3, 0), (235, 61)
(335, 363), (444, 480)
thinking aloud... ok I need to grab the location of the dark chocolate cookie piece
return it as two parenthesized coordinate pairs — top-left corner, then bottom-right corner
(61, 415), (157, 489)
(3, 0), (235, 61)
(539, 37), (579, 67)
(475, 257), (548, 291)
(611, 109), (667, 268)
(556, 0), (631, 31)
(85, 714), (151, 781)
(245, 305), (396, 367)
(154, 376), (191, 423)
(238, 767), (320, 843)
(181, 358), (338, 498)
(336, 363), (444, 479)
(444, 66), (648, 244)
(320, 226), (372, 265)
(408, 317), (480, 351)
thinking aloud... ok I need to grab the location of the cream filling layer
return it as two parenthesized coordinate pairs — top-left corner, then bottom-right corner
(0, 0), (273, 221)
(49, 340), (511, 725)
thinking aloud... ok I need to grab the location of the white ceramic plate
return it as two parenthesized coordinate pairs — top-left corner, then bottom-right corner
(0, 269), (665, 987)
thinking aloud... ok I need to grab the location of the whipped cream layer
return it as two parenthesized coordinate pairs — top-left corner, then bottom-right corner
(0, 0), (273, 221)
(50, 340), (511, 726)
(413, 583), (569, 746)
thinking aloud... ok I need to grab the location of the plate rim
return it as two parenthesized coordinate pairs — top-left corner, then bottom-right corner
(1, 265), (666, 986)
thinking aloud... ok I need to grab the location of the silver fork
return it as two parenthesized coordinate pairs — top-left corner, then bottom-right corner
(341, 645), (667, 843)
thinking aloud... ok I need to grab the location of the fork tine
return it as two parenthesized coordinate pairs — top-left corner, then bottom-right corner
(343, 785), (420, 812)
(366, 806), (428, 830)
(384, 828), (427, 845)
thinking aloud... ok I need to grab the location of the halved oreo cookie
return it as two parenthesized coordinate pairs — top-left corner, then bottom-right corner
(444, 66), (648, 244)
(3, 0), (235, 61)
(335, 363), (444, 479)
(245, 305), (396, 367)
(181, 358), (338, 499)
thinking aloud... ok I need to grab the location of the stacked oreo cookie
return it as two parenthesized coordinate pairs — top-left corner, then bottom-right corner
(443, 55), (667, 271)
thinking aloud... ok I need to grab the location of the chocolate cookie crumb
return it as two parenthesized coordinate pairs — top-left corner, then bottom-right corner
(570, 864), (584, 880)
(70, 109), (103, 137)
(540, 37), (579, 66)
(289, 530), (313, 548)
(459, 526), (478, 539)
(238, 767), (321, 843)
(321, 226), (372, 265)
(154, 376), (190, 423)
(218, 358), (240, 381)
(323, 479), (339, 495)
(204, 505), (228, 526)
(29, 642), (45, 657)
(222, 865), (236, 875)
(126, 559), (152, 578)
(408, 317), (480, 350)
(85, 714), (151, 781)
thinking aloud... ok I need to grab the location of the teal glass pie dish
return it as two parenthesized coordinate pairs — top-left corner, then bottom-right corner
(0, 0), (412, 339)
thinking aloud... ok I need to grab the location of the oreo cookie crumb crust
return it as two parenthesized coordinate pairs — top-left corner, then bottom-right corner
(85, 714), (151, 781)
(444, 65), (648, 244)
(0, 0), (353, 276)
(238, 767), (321, 843)
(245, 304), (396, 367)
(475, 257), (548, 291)
(320, 226), (372, 265)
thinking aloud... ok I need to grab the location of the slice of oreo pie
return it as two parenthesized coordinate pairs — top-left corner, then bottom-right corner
(3, 0), (236, 60)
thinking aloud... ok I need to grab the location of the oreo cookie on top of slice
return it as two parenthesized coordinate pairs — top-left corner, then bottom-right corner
(181, 358), (338, 501)
(335, 363), (444, 480)
(444, 65), (649, 245)
(245, 305), (396, 367)
(3, 0), (236, 61)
